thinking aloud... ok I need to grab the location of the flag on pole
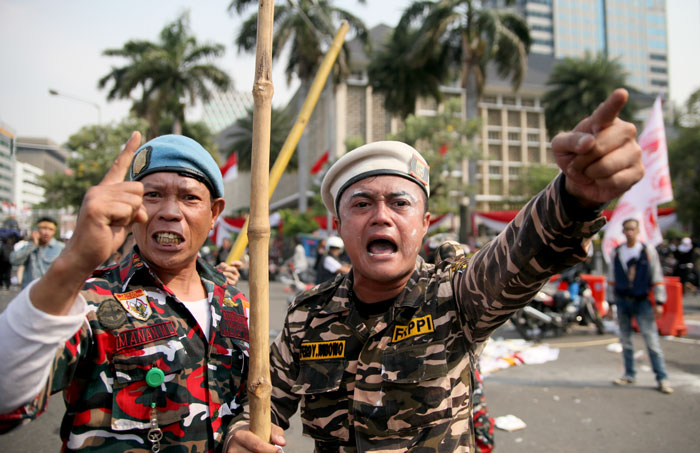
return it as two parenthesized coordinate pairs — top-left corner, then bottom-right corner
(220, 152), (239, 182)
(602, 97), (673, 262)
(439, 144), (448, 156)
(310, 150), (329, 174)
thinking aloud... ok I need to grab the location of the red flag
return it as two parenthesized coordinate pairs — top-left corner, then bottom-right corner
(439, 144), (448, 156)
(310, 150), (329, 174)
(220, 152), (238, 182)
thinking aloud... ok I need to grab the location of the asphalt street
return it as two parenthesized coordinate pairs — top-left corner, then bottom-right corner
(1, 280), (699, 452)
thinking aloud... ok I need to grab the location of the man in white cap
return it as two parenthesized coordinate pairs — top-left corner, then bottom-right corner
(227, 90), (644, 452)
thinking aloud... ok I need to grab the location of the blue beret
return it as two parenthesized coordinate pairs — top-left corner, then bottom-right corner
(129, 135), (224, 198)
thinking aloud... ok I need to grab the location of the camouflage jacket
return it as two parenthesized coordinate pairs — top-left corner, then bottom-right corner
(0, 248), (250, 452)
(269, 175), (605, 452)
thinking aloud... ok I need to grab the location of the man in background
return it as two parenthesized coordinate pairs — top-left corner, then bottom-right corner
(10, 216), (64, 288)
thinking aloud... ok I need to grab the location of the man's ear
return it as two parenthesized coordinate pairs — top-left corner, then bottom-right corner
(210, 198), (225, 229)
(332, 217), (341, 234)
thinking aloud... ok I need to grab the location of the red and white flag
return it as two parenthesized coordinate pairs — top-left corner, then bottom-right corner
(220, 152), (238, 182)
(310, 150), (329, 175)
(602, 97), (673, 262)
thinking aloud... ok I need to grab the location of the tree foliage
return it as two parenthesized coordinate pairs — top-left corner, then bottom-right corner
(39, 118), (148, 209)
(669, 89), (700, 236)
(542, 52), (635, 135)
(388, 99), (480, 213)
(278, 208), (320, 239)
(230, 0), (368, 84)
(512, 164), (559, 200)
(225, 106), (295, 170)
(99, 12), (231, 139)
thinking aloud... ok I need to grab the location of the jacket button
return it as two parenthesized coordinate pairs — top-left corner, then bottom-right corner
(146, 367), (165, 387)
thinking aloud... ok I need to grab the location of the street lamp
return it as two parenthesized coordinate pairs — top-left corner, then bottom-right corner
(48, 88), (102, 125)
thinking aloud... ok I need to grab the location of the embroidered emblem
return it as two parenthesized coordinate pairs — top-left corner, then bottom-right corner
(300, 340), (346, 360)
(409, 152), (430, 187)
(131, 146), (152, 178)
(221, 310), (249, 341)
(115, 321), (178, 351)
(392, 314), (434, 343)
(96, 299), (127, 330)
(115, 289), (152, 321)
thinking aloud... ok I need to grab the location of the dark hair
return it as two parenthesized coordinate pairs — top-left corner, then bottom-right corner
(622, 218), (639, 228)
(36, 216), (58, 227)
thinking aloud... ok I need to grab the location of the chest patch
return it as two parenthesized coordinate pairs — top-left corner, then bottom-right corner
(115, 321), (178, 351)
(221, 310), (249, 341)
(115, 289), (152, 321)
(392, 314), (434, 343)
(300, 340), (346, 361)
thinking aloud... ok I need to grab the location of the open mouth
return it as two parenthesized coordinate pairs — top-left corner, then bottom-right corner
(154, 232), (184, 245)
(367, 238), (397, 256)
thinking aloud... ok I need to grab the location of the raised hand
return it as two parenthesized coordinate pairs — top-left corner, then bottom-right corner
(551, 89), (644, 207)
(63, 131), (148, 273)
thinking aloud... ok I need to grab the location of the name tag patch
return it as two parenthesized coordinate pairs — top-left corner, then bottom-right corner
(392, 315), (434, 343)
(115, 321), (177, 351)
(115, 289), (152, 321)
(221, 310), (249, 341)
(300, 340), (346, 361)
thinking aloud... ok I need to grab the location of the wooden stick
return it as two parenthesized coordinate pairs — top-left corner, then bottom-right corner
(248, 0), (274, 442)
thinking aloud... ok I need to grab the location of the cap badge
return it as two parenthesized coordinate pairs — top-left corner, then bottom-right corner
(409, 152), (430, 188)
(131, 146), (152, 179)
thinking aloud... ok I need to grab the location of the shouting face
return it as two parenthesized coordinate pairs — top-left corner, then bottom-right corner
(132, 172), (224, 276)
(336, 175), (429, 297)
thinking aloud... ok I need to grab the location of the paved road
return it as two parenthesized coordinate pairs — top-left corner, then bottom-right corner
(1, 282), (699, 452)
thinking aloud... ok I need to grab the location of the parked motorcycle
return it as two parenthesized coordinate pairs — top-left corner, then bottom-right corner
(511, 267), (605, 341)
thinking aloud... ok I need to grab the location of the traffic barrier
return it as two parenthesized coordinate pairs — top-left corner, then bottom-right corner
(581, 274), (608, 316)
(632, 277), (688, 336)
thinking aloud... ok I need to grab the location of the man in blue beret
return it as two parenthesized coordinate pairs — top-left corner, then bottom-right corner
(0, 132), (250, 452)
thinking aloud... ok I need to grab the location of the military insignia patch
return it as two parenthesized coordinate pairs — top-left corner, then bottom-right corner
(300, 340), (346, 360)
(221, 310), (249, 341)
(392, 314), (434, 343)
(96, 299), (127, 330)
(409, 152), (430, 187)
(131, 146), (152, 179)
(115, 289), (152, 321)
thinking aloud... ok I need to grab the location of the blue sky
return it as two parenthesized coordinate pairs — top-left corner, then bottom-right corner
(0, 0), (697, 145)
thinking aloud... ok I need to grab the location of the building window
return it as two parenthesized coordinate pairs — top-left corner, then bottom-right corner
(509, 146), (521, 162)
(508, 166), (521, 177)
(528, 147), (540, 163)
(489, 179), (503, 195)
(521, 98), (535, 107)
(651, 79), (668, 87)
(650, 66), (667, 74)
(650, 53), (666, 61)
(526, 112), (539, 128)
(508, 111), (521, 127)
(507, 132), (520, 142)
(489, 165), (501, 176)
(487, 130), (501, 141)
(527, 133), (540, 143)
(487, 109), (502, 125)
(502, 96), (516, 106)
(482, 95), (497, 104)
(488, 144), (502, 160)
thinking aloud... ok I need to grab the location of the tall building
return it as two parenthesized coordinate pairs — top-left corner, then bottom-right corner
(13, 161), (45, 210)
(517, 0), (669, 97)
(14, 137), (68, 176)
(0, 122), (15, 204)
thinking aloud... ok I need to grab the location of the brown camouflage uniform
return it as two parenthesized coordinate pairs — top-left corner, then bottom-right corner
(268, 175), (605, 452)
(0, 248), (250, 452)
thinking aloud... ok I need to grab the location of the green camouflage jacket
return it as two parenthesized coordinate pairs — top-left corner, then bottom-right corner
(0, 248), (250, 452)
(268, 175), (605, 452)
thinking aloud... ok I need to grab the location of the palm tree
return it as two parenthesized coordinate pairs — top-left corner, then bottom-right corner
(99, 12), (231, 138)
(368, 26), (450, 119)
(542, 52), (635, 135)
(230, 0), (369, 85)
(226, 106), (296, 170)
(396, 0), (531, 240)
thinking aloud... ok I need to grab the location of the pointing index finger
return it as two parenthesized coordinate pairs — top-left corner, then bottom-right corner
(576, 88), (629, 135)
(100, 131), (142, 185)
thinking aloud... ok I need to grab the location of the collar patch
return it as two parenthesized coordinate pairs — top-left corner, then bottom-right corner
(115, 289), (152, 321)
(300, 340), (346, 361)
(392, 314), (434, 343)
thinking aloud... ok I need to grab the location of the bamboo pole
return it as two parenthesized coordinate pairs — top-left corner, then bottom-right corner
(226, 21), (350, 263)
(248, 0), (274, 442)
